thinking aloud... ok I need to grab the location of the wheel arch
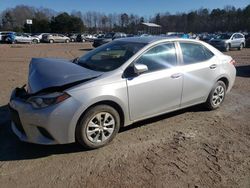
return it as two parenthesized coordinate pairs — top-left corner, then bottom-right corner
(74, 100), (125, 138)
(217, 76), (229, 90)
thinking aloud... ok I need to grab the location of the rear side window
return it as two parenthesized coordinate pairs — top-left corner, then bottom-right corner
(236, 34), (243, 39)
(179, 43), (214, 65)
(135, 43), (177, 72)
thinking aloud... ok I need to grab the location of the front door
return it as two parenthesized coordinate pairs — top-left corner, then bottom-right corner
(126, 42), (183, 121)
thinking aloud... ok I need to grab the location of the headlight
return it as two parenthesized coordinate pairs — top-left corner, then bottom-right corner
(27, 92), (70, 109)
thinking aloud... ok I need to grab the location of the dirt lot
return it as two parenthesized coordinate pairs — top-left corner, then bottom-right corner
(0, 43), (250, 188)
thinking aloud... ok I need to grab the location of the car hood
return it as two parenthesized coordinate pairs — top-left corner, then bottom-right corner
(28, 58), (102, 94)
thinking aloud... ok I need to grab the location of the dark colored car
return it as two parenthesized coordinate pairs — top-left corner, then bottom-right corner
(245, 33), (250, 47)
(200, 34), (216, 44)
(67, 33), (78, 42)
(4, 32), (16, 44)
(76, 34), (86, 42)
(93, 32), (126, 47)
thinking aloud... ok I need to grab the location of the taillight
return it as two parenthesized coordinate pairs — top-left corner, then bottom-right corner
(229, 59), (236, 66)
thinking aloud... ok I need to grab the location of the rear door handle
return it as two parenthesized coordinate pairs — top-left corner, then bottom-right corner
(171, 73), (182, 79)
(209, 64), (217, 69)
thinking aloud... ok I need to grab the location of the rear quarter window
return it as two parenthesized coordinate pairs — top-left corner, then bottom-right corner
(179, 42), (214, 65)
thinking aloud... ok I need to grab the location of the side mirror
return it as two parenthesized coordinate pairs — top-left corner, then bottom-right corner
(134, 63), (148, 75)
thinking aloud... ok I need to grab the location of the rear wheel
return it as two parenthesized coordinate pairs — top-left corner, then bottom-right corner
(205, 81), (226, 110)
(49, 39), (54, 43)
(76, 105), (120, 149)
(238, 43), (243, 50)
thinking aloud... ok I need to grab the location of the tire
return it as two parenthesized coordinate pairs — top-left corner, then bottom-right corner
(225, 44), (230, 52)
(71, 39), (75, 42)
(238, 43), (243, 51)
(65, 39), (69, 43)
(32, 39), (38, 44)
(49, 39), (54, 43)
(76, 105), (120, 149)
(205, 81), (226, 110)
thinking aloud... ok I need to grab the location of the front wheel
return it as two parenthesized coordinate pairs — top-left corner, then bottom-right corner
(205, 81), (226, 110)
(32, 39), (38, 44)
(225, 44), (230, 52)
(76, 105), (120, 149)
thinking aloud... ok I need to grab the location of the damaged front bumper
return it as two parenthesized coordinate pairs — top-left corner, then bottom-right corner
(9, 87), (81, 145)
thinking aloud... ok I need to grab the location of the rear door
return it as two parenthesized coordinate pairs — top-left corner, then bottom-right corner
(53, 34), (59, 42)
(23, 34), (31, 43)
(58, 34), (65, 42)
(178, 42), (221, 107)
(126, 42), (183, 121)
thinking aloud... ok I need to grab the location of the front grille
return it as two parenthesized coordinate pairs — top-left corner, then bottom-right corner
(9, 106), (26, 135)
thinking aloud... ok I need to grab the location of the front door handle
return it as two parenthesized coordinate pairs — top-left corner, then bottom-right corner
(210, 64), (217, 69)
(171, 73), (182, 79)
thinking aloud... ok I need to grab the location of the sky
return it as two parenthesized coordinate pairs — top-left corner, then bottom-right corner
(0, 0), (249, 16)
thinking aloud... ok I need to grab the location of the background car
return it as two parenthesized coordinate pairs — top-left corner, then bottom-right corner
(93, 32), (127, 47)
(200, 34), (217, 44)
(67, 33), (78, 42)
(4, 32), (16, 43)
(14, 33), (40, 43)
(0, 31), (11, 42)
(84, 34), (97, 42)
(245, 33), (250, 47)
(31, 33), (49, 41)
(76, 33), (86, 42)
(42, 33), (70, 43)
(210, 33), (245, 51)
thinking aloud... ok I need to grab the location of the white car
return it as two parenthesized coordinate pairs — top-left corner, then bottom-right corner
(14, 33), (40, 44)
(9, 37), (236, 149)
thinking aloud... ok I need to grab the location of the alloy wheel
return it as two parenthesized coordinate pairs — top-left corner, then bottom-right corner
(212, 85), (225, 106)
(86, 112), (115, 143)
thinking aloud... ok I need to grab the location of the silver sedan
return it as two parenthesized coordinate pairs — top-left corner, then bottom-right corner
(9, 37), (236, 149)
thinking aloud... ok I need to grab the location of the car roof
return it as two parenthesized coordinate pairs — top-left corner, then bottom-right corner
(116, 36), (176, 44)
(116, 36), (203, 44)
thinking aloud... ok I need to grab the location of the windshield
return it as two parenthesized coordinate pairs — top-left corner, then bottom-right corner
(216, 34), (231, 40)
(78, 41), (146, 72)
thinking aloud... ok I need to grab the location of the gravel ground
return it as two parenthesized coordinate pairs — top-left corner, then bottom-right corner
(0, 43), (249, 188)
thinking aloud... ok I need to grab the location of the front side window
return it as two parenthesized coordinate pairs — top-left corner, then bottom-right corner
(135, 43), (177, 72)
(179, 43), (214, 65)
(78, 41), (146, 72)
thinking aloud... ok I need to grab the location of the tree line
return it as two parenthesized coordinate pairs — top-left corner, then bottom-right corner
(0, 4), (249, 34)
